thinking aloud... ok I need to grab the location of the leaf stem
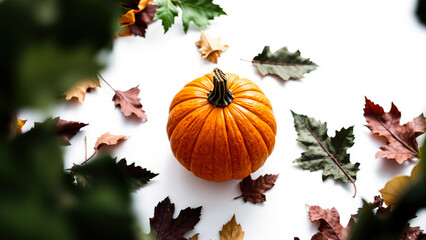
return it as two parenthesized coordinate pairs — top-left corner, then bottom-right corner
(82, 149), (98, 165)
(234, 195), (243, 200)
(98, 73), (116, 92)
(240, 58), (308, 66)
(306, 127), (357, 198)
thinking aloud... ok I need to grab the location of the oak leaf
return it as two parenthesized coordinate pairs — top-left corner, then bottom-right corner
(65, 78), (101, 104)
(219, 215), (244, 240)
(307, 205), (352, 240)
(113, 86), (148, 121)
(234, 174), (278, 203)
(195, 30), (228, 63)
(252, 46), (317, 81)
(363, 97), (426, 164)
(17, 119), (27, 134)
(116, 158), (158, 190)
(291, 111), (360, 197)
(94, 132), (127, 151)
(56, 119), (88, 145)
(141, 196), (202, 240)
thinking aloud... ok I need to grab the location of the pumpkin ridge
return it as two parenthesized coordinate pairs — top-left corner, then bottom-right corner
(168, 100), (210, 138)
(228, 105), (270, 173)
(232, 101), (276, 137)
(233, 94), (273, 111)
(232, 103), (273, 157)
(189, 105), (216, 175)
(221, 108), (233, 180)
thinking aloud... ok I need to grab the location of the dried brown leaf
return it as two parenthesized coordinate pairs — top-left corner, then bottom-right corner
(307, 205), (352, 240)
(189, 233), (199, 240)
(128, 4), (158, 37)
(65, 79), (100, 104)
(235, 174), (278, 203)
(364, 97), (426, 163)
(219, 215), (244, 240)
(94, 132), (127, 150)
(113, 86), (147, 121)
(56, 119), (88, 145)
(195, 30), (228, 63)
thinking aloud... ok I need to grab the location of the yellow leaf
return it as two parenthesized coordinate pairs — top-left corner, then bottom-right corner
(17, 119), (27, 134)
(65, 79), (101, 104)
(379, 175), (411, 210)
(219, 214), (244, 240)
(189, 233), (199, 240)
(195, 30), (229, 63)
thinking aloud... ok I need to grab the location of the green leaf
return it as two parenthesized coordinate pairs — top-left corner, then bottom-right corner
(252, 46), (317, 81)
(291, 111), (360, 194)
(153, 0), (179, 33)
(175, 0), (226, 33)
(116, 159), (158, 190)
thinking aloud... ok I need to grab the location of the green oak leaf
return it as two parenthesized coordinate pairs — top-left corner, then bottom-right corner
(153, 0), (179, 33)
(253, 46), (317, 81)
(291, 111), (360, 186)
(175, 0), (226, 33)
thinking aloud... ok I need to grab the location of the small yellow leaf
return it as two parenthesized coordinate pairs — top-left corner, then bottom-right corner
(219, 214), (244, 240)
(17, 119), (27, 134)
(189, 233), (199, 240)
(65, 78), (101, 104)
(379, 175), (411, 210)
(195, 30), (229, 63)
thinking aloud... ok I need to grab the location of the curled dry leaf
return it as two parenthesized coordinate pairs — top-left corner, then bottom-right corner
(363, 97), (426, 164)
(140, 196), (202, 240)
(119, 0), (153, 37)
(235, 174), (278, 204)
(65, 78), (101, 104)
(94, 132), (127, 151)
(195, 30), (229, 63)
(113, 86), (148, 121)
(307, 205), (353, 240)
(17, 119), (27, 134)
(219, 215), (244, 240)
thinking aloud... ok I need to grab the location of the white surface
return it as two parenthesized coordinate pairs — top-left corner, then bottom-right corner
(20, 0), (426, 239)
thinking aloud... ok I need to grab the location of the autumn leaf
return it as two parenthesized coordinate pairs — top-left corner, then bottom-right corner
(154, 0), (226, 33)
(17, 119), (27, 134)
(140, 196), (202, 240)
(195, 30), (228, 63)
(251, 46), (317, 81)
(99, 75), (148, 121)
(56, 119), (88, 145)
(401, 225), (424, 240)
(363, 97), (426, 164)
(219, 215), (244, 240)
(307, 205), (353, 240)
(128, 4), (158, 37)
(291, 111), (360, 197)
(234, 174), (278, 204)
(189, 233), (199, 240)
(94, 132), (127, 151)
(117, 158), (158, 190)
(65, 78), (101, 104)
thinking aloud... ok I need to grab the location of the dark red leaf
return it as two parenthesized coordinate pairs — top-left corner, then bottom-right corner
(235, 174), (278, 203)
(128, 4), (158, 37)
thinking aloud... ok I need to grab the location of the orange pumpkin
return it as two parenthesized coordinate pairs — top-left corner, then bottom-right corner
(167, 68), (277, 182)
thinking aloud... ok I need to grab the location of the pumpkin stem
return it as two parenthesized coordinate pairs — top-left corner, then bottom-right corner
(207, 68), (234, 107)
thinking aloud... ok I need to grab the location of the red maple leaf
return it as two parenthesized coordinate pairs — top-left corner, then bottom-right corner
(363, 97), (426, 164)
(234, 174), (278, 203)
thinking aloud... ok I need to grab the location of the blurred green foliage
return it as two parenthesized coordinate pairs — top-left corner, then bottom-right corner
(0, 0), (140, 239)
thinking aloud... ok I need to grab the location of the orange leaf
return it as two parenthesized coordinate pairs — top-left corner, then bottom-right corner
(17, 119), (27, 134)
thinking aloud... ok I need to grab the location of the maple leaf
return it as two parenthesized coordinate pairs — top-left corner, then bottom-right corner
(402, 224), (424, 240)
(154, 0), (226, 33)
(291, 111), (360, 197)
(219, 215), (244, 240)
(65, 78), (101, 104)
(128, 4), (158, 37)
(195, 30), (228, 63)
(99, 75), (147, 121)
(116, 158), (158, 190)
(17, 119), (27, 134)
(234, 174), (278, 204)
(307, 205), (353, 240)
(252, 46), (318, 81)
(363, 97), (426, 164)
(141, 196), (202, 240)
(56, 119), (88, 145)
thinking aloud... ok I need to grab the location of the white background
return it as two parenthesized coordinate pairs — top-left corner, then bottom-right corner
(20, 0), (426, 239)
